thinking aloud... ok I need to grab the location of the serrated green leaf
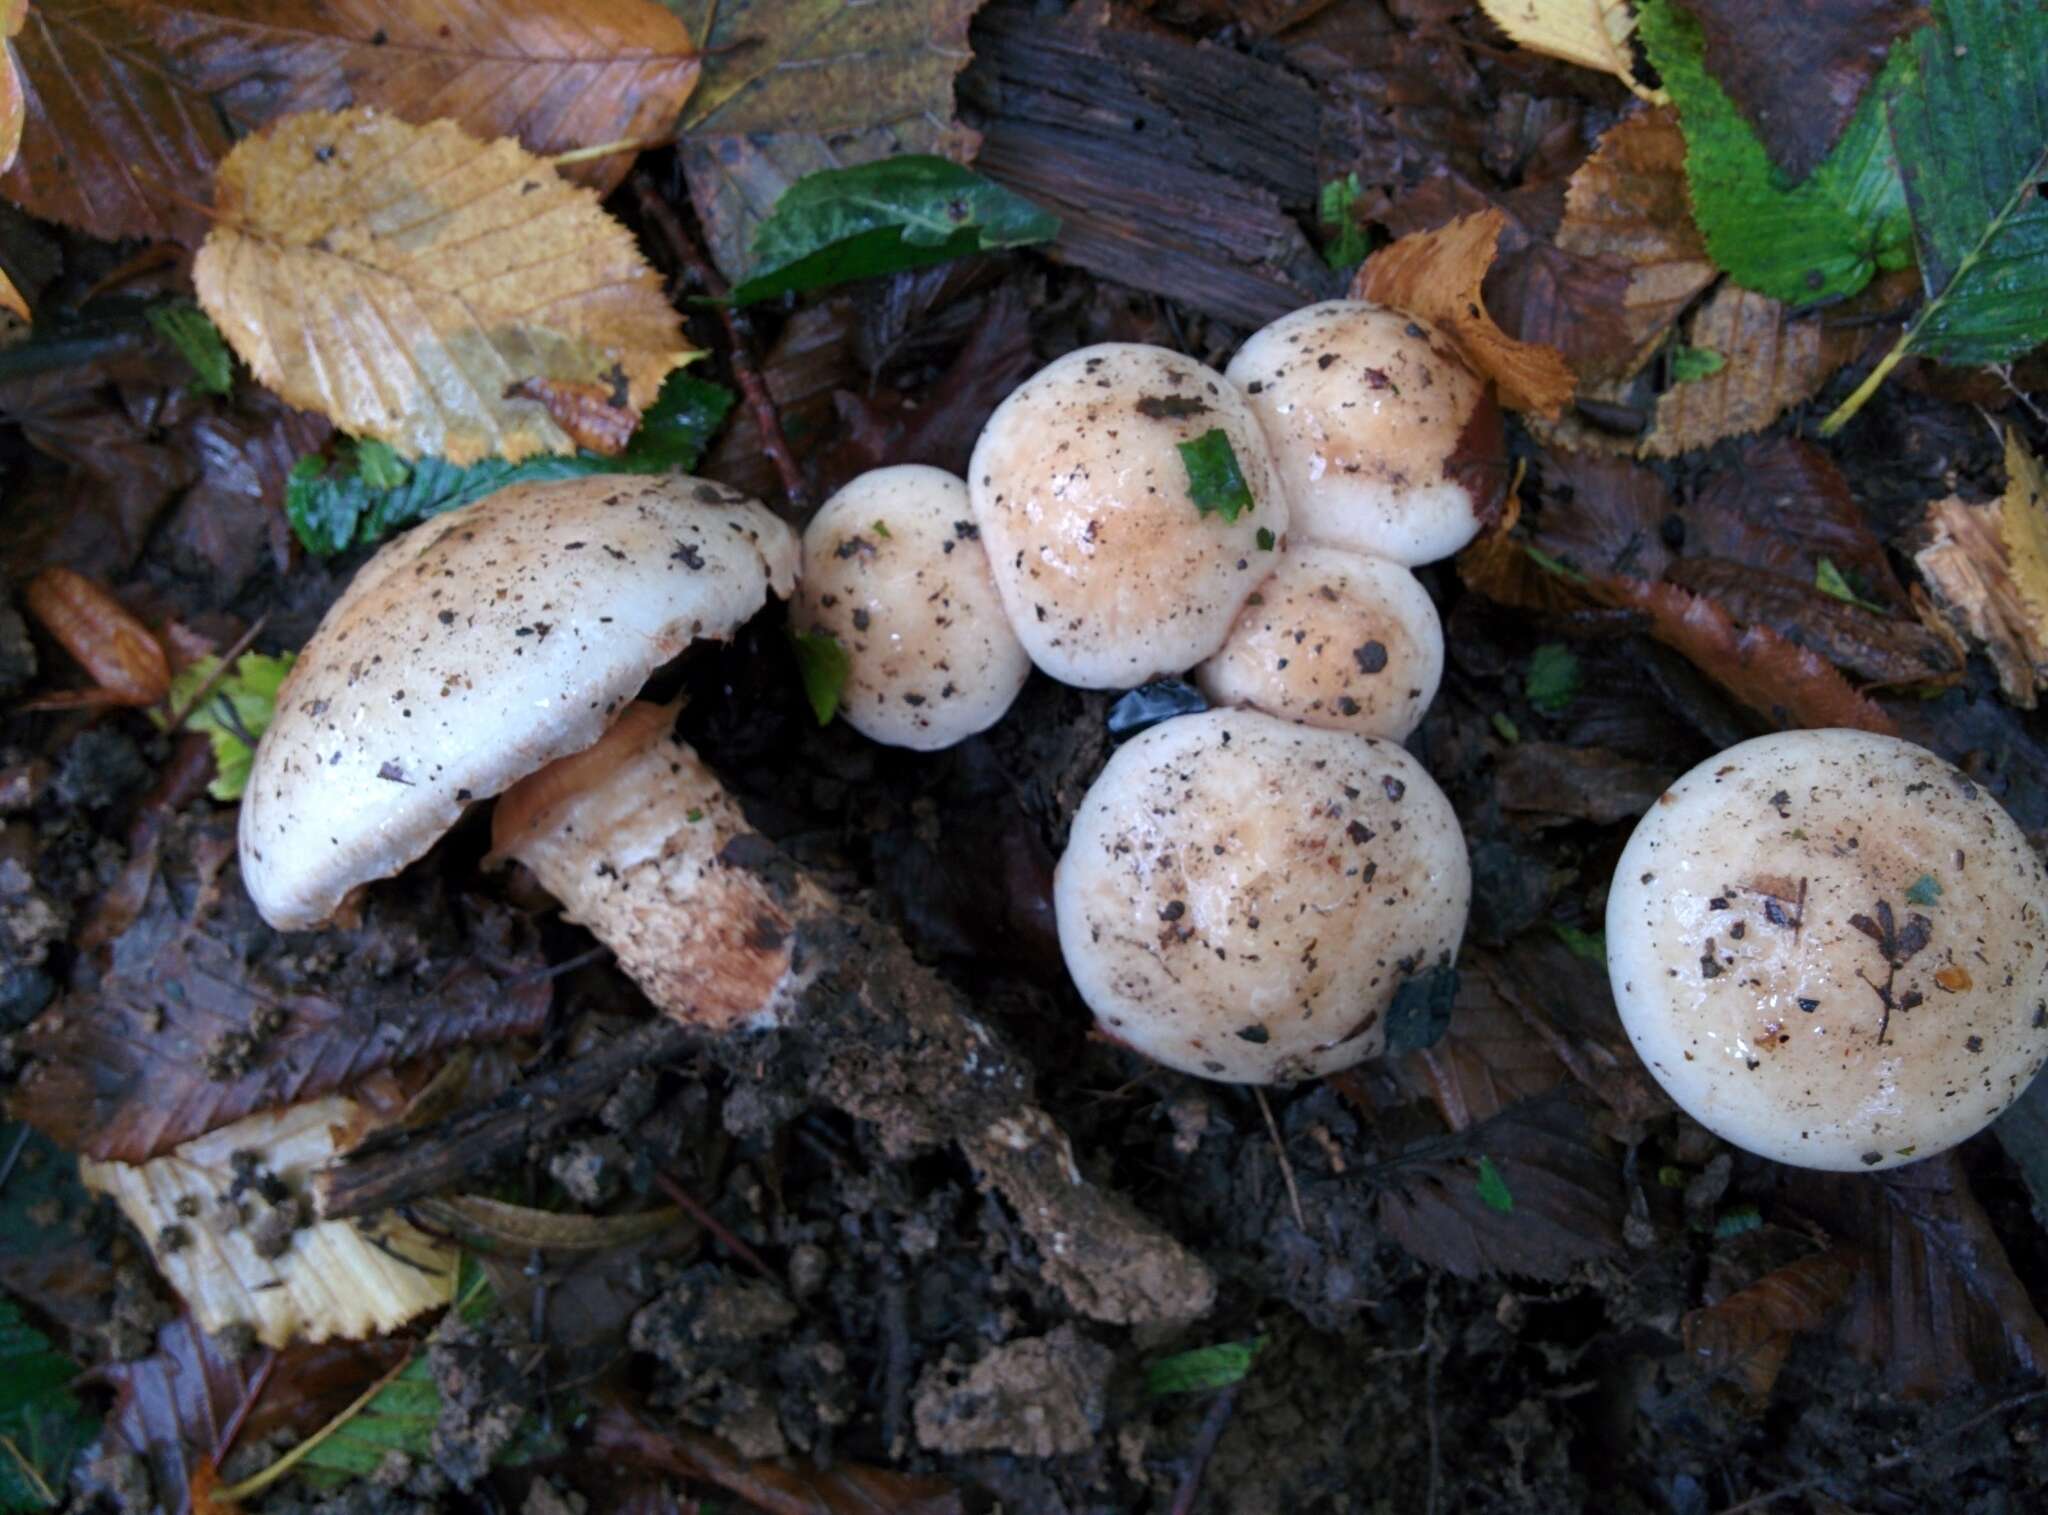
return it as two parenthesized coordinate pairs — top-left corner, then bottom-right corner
(791, 630), (850, 727)
(1144, 1336), (1266, 1397)
(145, 300), (234, 396)
(285, 370), (737, 555)
(1177, 429), (1255, 523)
(1319, 173), (1371, 270)
(157, 652), (295, 801)
(1668, 345), (1726, 382)
(1636, 0), (1914, 305)
(731, 157), (1059, 306)
(1525, 643), (1581, 714)
(1551, 923), (1606, 964)
(1474, 1155), (1514, 1214)
(0, 1299), (95, 1512)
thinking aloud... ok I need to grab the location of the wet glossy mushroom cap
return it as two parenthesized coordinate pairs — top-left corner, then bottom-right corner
(1224, 300), (1502, 567)
(1606, 729), (2048, 1171)
(793, 466), (1029, 750)
(1054, 708), (1470, 1083)
(968, 343), (1287, 689)
(1194, 544), (1443, 741)
(240, 474), (798, 930)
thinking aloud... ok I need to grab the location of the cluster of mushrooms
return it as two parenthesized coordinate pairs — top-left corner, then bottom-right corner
(240, 299), (2048, 1177)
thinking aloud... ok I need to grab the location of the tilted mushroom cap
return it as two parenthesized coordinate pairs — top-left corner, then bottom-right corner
(1225, 300), (1502, 567)
(968, 343), (1286, 689)
(1606, 729), (2048, 1171)
(1054, 708), (1470, 1083)
(793, 465), (1029, 751)
(1195, 543), (1443, 741)
(240, 474), (798, 930)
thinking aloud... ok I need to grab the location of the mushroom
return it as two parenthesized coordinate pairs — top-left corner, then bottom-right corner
(969, 343), (1287, 689)
(1605, 729), (2048, 1171)
(1194, 542), (1443, 741)
(1224, 300), (1503, 567)
(240, 473), (802, 1024)
(792, 465), (1029, 750)
(1054, 708), (1470, 1083)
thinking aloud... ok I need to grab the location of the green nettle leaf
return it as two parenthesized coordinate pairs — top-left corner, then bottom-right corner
(1815, 558), (1885, 613)
(1668, 345), (1726, 382)
(1474, 1155), (1515, 1215)
(285, 372), (736, 555)
(158, 652), (296, 801)
(0, 1298), (96, 1512)
(1905, 873), (1943, 907)
(1824, 0), (2048, 431)
(1552, 922), (1606, 964)
(1144, 1336), (1267, 1397)
(1177, 429), (1256, 523)
(731, 157), (1061, 306)
(1319, 172), (1371, 270)
(145, 300), (235, 396)
(1524, 643), (1581, 713)
(791, 630), (851, 727)
(1636, 0), (1914, 305)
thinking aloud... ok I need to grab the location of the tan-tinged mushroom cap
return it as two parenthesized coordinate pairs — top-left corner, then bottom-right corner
(1054, 708), (1470, 1084)
(1195, 543), (1444, 741)
(240, 474), (798, 931)
(1225, 300), (1502, 567)
(969, 343), (1287, 689)
(1605, 730), (2048, 1171)
(793, 466), (1029, 750)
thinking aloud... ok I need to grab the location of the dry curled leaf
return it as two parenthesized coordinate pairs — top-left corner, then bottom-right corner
(0, 0), (24, 175)
(1557, 108), (1720, 380)
(1352, 209), (1576, 417)
(193, 107), (693, 464)
(1915, 429), (2048, 706)
(0, 265), (25, 322)
(1477, 0), (1666, 100)
(1640, 282), (1857, 457)
(22, 567), (170, 706)
(1683, 1246), (1861, 1401)
(139, 0), (699, 194)
(83, 1095), (457, 1346)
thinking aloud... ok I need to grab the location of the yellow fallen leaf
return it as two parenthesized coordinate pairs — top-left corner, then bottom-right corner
(1914, 429), (2048, 707)
(194, 107), (693, 464)
(1638, 282), (1854, 457)
(1352, 208), (1576, 418)
(0, 266), (26, 323)
(1478, 0), (1666, 102)
(1557, 108), (1718, 381)
(0, 0), (24, 175)
(82, 1095), (456, 1347)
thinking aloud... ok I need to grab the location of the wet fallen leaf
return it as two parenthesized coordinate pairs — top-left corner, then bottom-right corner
(1493, 740), (1674, 825)
(0, 1124), (114, 1345)
(193, 108), (692, 464)
(1663, 559), (1960, 687)
(0, 0), (23, 176)
(0, 267), (25, 322)
(1683, 1246), (1861, 1401)
(705, 298), (859, 502)
(678, 0), (982, 282)
(8, 817), (552, 1162)
(1556, 108), (1719, 380)
(1532, 448), (1675, 580)
(1914, 429), (2048, 706)
(1477, 934), (1674, 1126)
(1475, 0), (1664, 102)
(1352, 209), (1576, 417)
(1396, 971), (1568, 1132)
(83, 1095), (457, 1346)
(1482, 240), (1640, 385)
(139, 0), (700, 194)
(1780, 1153), (2048, 1397)
(0, 0), (230, 243)
(1640, 282), (1858, 456)
(22, 567), (170, 707)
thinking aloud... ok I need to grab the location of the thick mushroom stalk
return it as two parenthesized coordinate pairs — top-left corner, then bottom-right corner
(490, 703), (809, 1030)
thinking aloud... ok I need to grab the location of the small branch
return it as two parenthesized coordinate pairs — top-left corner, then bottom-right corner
(651, 1169), (775, 1282)
(1167, 1387), (1239, 1515)
(630, 174), (810, 521)
(1254, 1086), (1306, 1232)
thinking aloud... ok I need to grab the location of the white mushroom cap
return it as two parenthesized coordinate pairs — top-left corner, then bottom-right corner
(1194, 543), (1443, 741)
(793, 466), (1029, 750)
(240, 474), (798, 930)
(1224, 300), (1502, 567)
(968, 343), (1287, 689)
(1606, 729), (2048, 1171)
(1054, 708), (1470, 1083)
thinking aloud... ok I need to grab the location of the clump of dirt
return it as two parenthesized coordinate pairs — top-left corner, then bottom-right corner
(913, 1323), (1115, 1457)
(429, 1314), (540, 1491)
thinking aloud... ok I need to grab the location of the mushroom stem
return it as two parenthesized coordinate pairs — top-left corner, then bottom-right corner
(490, 702), (812, 1031)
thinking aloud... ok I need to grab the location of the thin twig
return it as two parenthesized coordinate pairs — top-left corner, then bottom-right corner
(1423, 1277), (1441, 1515)
(1715, 1388), (2048, 1514)
(0, 1125), (31, 1194)
(630, 173), (810, 520)
(651, 1169), (776, 1282)
(212, 1347), (277, 1467)
(161, 613), (271, 735)
(1167, 1386), (1240, 1515)
(1254, 1086), (1306, 1232)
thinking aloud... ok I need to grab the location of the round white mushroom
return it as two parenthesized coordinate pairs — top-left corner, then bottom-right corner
(968, 343), (1287, 689)
(1225, 300), (1502, 567)
(1606, 729), (2048, 1171)
(1054, 708), (1470, 1083)
(1194, 543), (1443, 741)
(792, 465), (1029, 750)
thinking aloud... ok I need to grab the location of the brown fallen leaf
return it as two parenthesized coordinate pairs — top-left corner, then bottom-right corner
(1533, 448), (1675, 580)
(1664, 559), (1961, 687)
(1483, 239), (1641, 385)
(138, 0), (699, 194)
(22, 566), (171, 707)
(1493, 740), (1674, 825)
(1396, 970), (1569, 1132)
(193, 108), (692, 464)
(1556, 108), (1719, 380)
(0, 0), (230, 243)
(1914, 429), (2048, 707)
(1477, 934), (1674, 1127)
(1353, 208), (1576, 417)
(504, 377), (638, 455)
(1683, 1246), (1861, 1402)
(0, 0), (23, 175)
(1640, 282), (1857, 457)
(0, 267), (24, 322)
